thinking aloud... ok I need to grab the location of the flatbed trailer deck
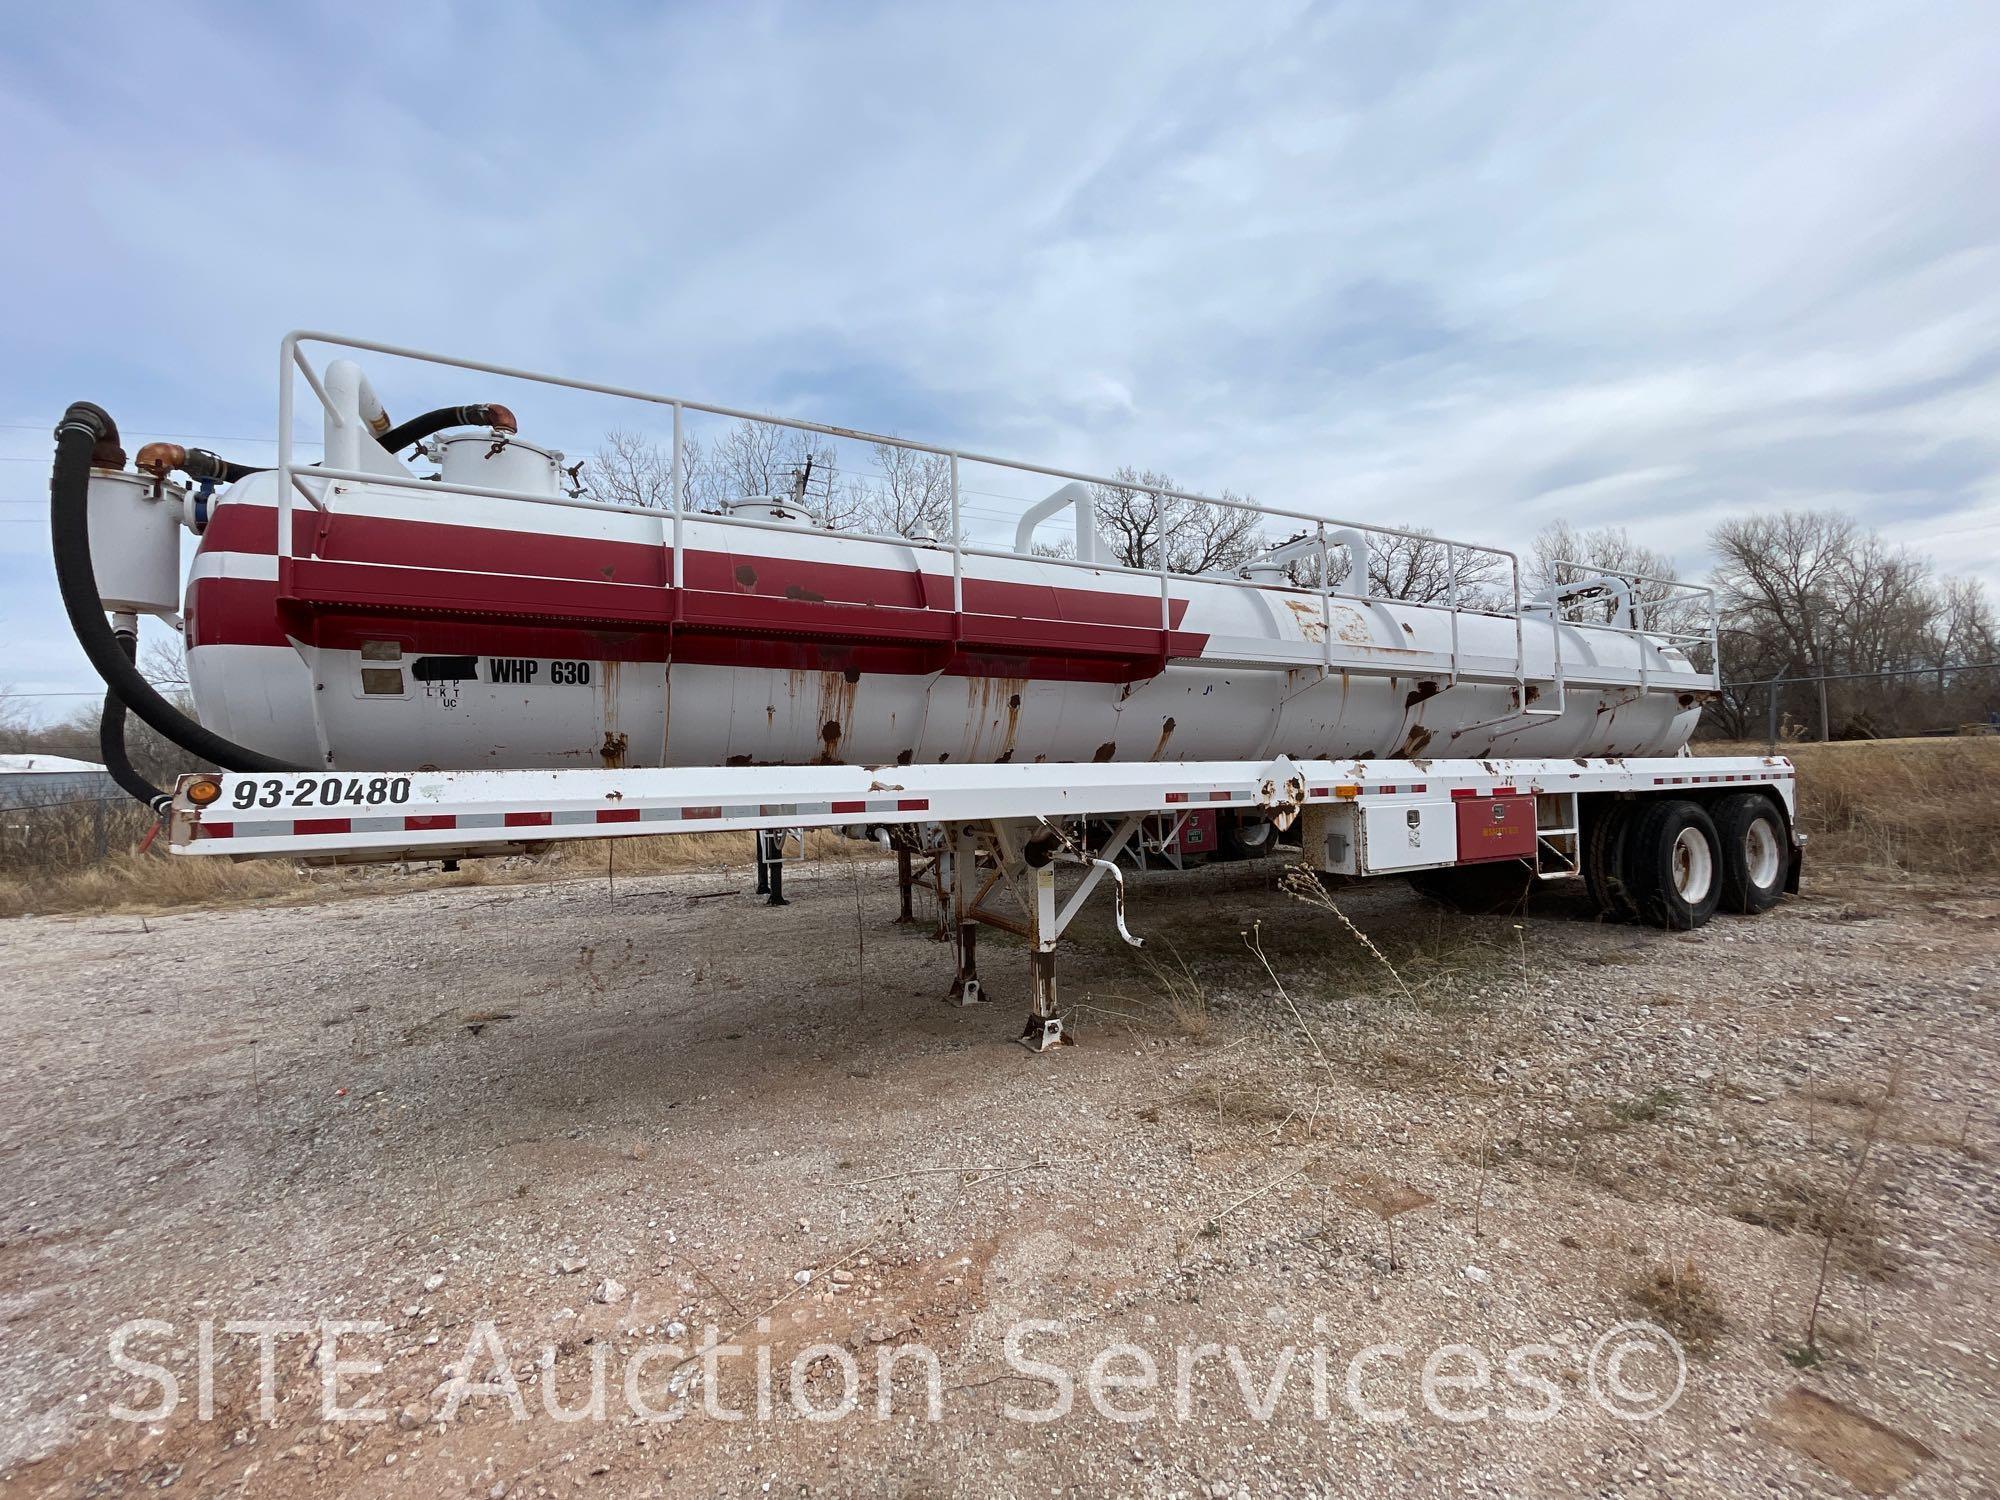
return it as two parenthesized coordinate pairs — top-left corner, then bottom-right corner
(168, 753), (1800, 1050)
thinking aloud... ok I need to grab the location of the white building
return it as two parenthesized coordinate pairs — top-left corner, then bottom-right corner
(0, 754), (121, 809)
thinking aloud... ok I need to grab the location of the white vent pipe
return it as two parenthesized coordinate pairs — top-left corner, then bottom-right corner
(323, 359), (393, 472)
(1014, 481), (1101, 564)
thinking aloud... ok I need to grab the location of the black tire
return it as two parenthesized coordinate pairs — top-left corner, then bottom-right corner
(1712, 792), (1787, 915)
(1583, 801), (1640, 922)
(1408, 860), (1535, 915)
(1625, 799), (1722, 931)
(1219, 814), (1276, 860)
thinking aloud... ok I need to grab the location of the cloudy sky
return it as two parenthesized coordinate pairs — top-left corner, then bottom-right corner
(3, 0), (1997, 713)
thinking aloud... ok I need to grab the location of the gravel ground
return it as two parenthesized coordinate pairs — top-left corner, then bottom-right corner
(0, 851), (1995, 1498)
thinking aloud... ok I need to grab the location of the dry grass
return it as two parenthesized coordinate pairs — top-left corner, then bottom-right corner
(1627, 1256), (1727, 1350)
(1697, 736), (2000, 878)
(1727, 1171), (1903, 1282)
(0, 829), (876, 919)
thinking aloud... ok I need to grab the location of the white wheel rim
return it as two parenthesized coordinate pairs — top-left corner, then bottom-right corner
(1671, 826), (1714, 903)
(1744, 818), (1781, 889)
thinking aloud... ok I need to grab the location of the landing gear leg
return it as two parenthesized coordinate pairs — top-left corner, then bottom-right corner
(895, 846), (916, 924)
(946, 824), (983, 1006)
(1020, 859), (1068, 1051)
(758, 830), (790, 907)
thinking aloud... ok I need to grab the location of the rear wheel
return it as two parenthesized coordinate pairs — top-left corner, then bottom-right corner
(1408, 860), (1535, 914)
(1583, 801), (1640, 921)
(1625, 799), (1721, 930)
(1712, 793), (1787, 914)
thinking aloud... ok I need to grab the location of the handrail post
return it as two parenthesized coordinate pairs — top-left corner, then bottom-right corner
(1708, 589), (1720, 685)
(670, 401), (684, 590)
(950, 455), (964, 615)
(1445, 542), (1460, 686)
(1513, 557), (1526, 708)
(277, 334), (294, 584)
(1316, 521), (1333, 672)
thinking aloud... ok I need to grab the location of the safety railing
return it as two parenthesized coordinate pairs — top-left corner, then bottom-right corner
(1534, 565), (1719, 696)
(274, 332), (1707, 706)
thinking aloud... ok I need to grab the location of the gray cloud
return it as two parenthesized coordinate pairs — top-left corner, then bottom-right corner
(3, 0), (1996, 701)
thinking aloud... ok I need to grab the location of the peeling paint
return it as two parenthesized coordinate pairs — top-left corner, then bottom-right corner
(1285, 598), (1327, 643)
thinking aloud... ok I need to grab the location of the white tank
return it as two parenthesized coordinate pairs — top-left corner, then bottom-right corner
(88, 470), (182, 616)
(181, 469), (1709, 773)
(435, 433), (565, 498)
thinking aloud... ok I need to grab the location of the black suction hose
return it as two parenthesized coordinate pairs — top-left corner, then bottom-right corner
(374, 402), (517, 455)
(51, 402), (306, 775)
(99, 628), (170, 814)
(136, 443), (261, 484)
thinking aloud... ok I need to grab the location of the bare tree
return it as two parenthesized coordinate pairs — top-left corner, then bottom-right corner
(583, 428), (714, 512)
(1264, 526), (1509, 606)
(587, 429), (674, 510)
(1709, 511), (1856, 675)
(1532, 521), (1679, 596)
(1929, 575), (1999, 667)
(1708, 509), (1999, 738)
(141, 634), (188, 693)
(1365, 529), (1509, 606)
(1530, 520), (1704, 639)
(851, 441), (954, 539)
(0, 684), (30, 754)
(1090, 467), (1264, 574)
(691, 422), (843, 521)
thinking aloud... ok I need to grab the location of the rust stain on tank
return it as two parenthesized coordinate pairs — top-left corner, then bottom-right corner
(1093, 741), (1117, 763)
(1404, 680), (1441, 710)
(963, 676), (1026, 762)
(814, 669), (858, 764)
(1150, 716), (1176, 760)
(734, 563), (757, 590)
(1397, 724), (1433, 758)
(596, 660), (626, 766)
(785, 583), (828, 604)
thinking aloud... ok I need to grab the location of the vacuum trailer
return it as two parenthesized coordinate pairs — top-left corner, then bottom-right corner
(49, 333), (1800, 1049)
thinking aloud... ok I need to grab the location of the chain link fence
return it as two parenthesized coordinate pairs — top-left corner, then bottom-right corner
(1705, 662), (2000, 750)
